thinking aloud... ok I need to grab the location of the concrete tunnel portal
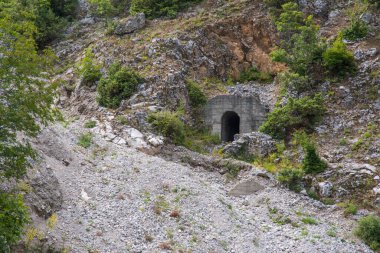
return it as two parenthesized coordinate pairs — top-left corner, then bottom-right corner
(221, 111), (240, 142)
(205, 95), (267, 142)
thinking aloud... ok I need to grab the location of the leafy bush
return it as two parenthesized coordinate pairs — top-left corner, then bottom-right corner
(97, 63), (143, 108)
(88, 0), (115, 17)
(259, 94), (326, 140)
(343, 20), (368, 41)
(343, 202), (358, 216)
(238, 67), (274, 83)
(279, 72), (311, 94)
(186, 80), (207, 109)
(148, 111), (186, 145)
(130, 0), (202, 19)
(0, 193), (30, 252)
(356, 215), (380, 252)
(77, 47), (102, 85)
(277, 168), (304, 192)
(323, 33), (356, 76)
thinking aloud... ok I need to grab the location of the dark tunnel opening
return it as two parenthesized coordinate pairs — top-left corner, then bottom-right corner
(221, 111), (240, 142)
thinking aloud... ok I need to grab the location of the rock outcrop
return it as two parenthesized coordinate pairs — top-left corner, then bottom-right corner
(222, 132), (277, 159)
(114, 13), (145, 35)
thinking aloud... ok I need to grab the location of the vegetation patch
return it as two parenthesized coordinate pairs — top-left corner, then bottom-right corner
(130, 0), (202, 19)
(277, 168), (304, 192)
(0, 193), (30, 252)
(259, 94), (326, 141)
(78, 133), (93, 148)
(97, 63), (144, 109)
(238, 67), (274, 84)
(323, 33), (356, 77)
(77, 47), (102, 86)
(356, 215), (380, 252)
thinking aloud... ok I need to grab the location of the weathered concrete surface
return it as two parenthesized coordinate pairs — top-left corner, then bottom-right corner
(205, 95), (267, 141)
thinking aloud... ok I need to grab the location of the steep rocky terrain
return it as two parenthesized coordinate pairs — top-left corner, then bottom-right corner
(15, 0), (380, 252)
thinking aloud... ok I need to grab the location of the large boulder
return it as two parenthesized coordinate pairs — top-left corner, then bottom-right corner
(222, 132), (277, 159)
(26, 165), (63, 218)
(114, 13), (145, 35)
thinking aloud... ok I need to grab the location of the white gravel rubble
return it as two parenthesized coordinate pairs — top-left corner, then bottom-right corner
(35, 120), (373, 253)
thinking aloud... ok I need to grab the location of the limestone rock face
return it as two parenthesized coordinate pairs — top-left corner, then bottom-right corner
(222, 132), (277, 159)
(26, 165), (63, 218)
(114, 13), (145, 35)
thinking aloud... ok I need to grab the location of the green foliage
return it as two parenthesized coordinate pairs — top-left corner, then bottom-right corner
(277, 168), (304, 192)
(148, 110), (220, 151)
(130, 0), (202, 19)
(97, 63), (143, 108)
(301, 216), (318, 225)
(0, 193), (30, 252)
(77, 133), (93, 148)
(302, 142), (327, 174)
(356, 215), (380, 252)
(343, 0), (369, 41)
(279, 72), (311, 94)
(148, 111), (186, 145)
(183, 130), (220, 154)
(238, 67), (274, 83)
(0, 3), (60, 179)
(343, 202), (358, 216)
(275, 2), (305, 42)
(77, 47), (102, 85)
(259, 94), (326, 140)
(84, 120), (97, 128)
(343, 20), (368, 41)
(323, 33), (356, 76)
(293, 130), (327, 174)
(186, 80), (207, 109)
(88, 0), (115, 17)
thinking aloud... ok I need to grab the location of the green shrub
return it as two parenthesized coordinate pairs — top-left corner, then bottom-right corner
(277, 168), (304, 192)
(186, 80), (207, 109)
(238, 67), (274, 83)
(77, 47), (102, 85)
(301, 216), (318, 225)
(148, 111), (185, 145)
(279, 72), (311, 94)
(97, 63), (143, 108)
(77, 133), (93, 148)
(323, 33), (356, 76)
(88, 0), (115, 17)
(343, 20), (368, 41)
(130, 0), (202, 19)
(302, 142), (327, 174)
(259, 94), (326, 140)
(183, 130), (220, 154)
(84, 120), (97, 128)
(0, 193), (30, 252)
(343, 202), (358, 216)
(356, 215), (380, 251)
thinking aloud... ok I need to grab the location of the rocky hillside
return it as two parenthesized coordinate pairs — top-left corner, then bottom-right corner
(6, 0), (380, 252)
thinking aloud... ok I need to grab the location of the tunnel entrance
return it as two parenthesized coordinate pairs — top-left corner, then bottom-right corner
(221, 111), (240, 142)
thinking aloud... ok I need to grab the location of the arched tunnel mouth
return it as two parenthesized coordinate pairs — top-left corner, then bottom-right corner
(221, 111), (240, 142)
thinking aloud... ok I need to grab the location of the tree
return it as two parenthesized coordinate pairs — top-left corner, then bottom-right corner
(323, 33), (356, 76)
(0, 0), (59, 249)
